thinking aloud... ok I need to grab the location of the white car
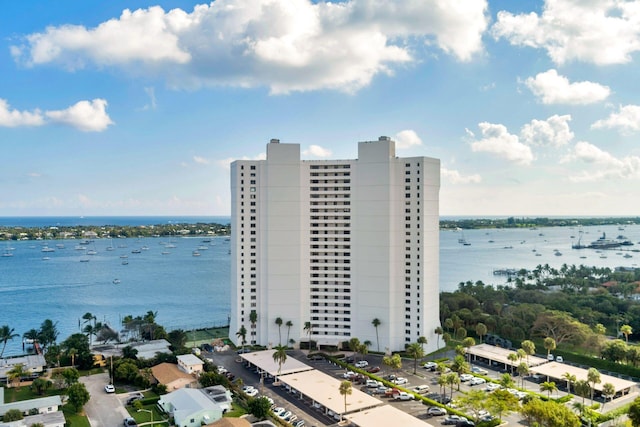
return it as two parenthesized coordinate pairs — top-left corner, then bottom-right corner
(394, 392), (414, 401)
(423, 361), (437, 370)
(278, 411), (292, 420)
(217, 365), (228, 374)
(392, 377), (408, 385)
(485, 383), (500, 392)
(272, 407), (286, 416)
(471, 366), (488, 375)
(342, 371), (355, 379)
(426, 406), (447, 416)
(459, 373), (473, 382)
(355, 360), (369, 368)
(469, 377), (486, 386)
(104, 384), (115, 393)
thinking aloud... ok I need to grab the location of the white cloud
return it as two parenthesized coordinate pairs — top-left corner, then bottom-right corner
(492, 0), (640, 65)
(591, 105), (640, 134)
(563, 141), (640, 182)
(394, 130), (422, 149)
(441, 167), (481, 184)
(0, 99), (45, 127)
(12, 0), (489, 94)
(470, 122), (534, 165)
(520, 114), (574, 147)
(45, 99), (113, 132)
(524, 69), (610, 105)
(303, 145), (332, 158)
(193, 156), (210, 165)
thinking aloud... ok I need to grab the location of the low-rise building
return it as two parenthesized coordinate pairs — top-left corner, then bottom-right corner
(158, 387), (229, 427)
(177, 354), (204, 376)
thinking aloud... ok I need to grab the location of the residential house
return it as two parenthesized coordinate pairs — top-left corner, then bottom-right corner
(151, 362), (197, 391)
(158, 388), (229, 427)
(177, 354), (204, 376)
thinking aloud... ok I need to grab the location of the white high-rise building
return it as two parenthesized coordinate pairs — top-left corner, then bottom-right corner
(229, 137), (440, 353)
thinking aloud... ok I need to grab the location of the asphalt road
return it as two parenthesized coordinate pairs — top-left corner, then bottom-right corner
(81, 372), (131, 427)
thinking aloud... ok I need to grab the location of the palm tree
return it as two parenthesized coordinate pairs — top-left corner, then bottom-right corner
(285, 321), (293, 347)
(435, 326), (443, 349)
(303, 321), (314, 351)
(499, 372), (515, 389)
(236, 326), (247, 352)
(406, 342), (424, 374)
(516, 362), (529, 388)
(587, 367), (601, 405)
(417, 336), (427, 353)
(543, 337), (556, 358)
(275, 317), (283, 345)
(445, 372), (460, 399)
(601, 382), (615, 408)
(7, 363), (28, 389)
(621, 324), (633, 342)
(462, 337), (475, 363)
(475, 323), (487, 343)
(521, 340), (535, 365)
(507, 353), (518, 374)
(249, 310), (258, 344)
(0, 325), (19, 358)
(574, 379), (590, 410)
(563, 372), (576, 394)
(339, 380), (352, 421)
(540, 381), (557, 398)
(272, 344), (287, 384)
(372, 318), (381, 352)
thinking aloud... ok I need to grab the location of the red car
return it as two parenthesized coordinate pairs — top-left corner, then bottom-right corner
(366, 366), (381, 373)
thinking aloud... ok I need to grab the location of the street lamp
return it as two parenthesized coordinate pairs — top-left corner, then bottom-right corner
(137, 409), (153, 426)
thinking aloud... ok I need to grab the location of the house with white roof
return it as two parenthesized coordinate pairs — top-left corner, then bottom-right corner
(158, 387), (227, 427)
(177, 354), (204, 375)
(0, 388), (64, 427)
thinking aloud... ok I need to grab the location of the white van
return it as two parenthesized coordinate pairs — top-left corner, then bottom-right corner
(413, 385), (430, 394)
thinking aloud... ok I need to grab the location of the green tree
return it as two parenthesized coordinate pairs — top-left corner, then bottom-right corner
(31, 377), (53, 395)
(435, 326), (443, 349)
(621, 324), (633, 343)
(2, 409), (23, 422)
(574, 379), (591, 409)
(445, 372), (460, 398)
(499, 372), (515, 389)
(303, 321), (314, 351)
(487, 389), (519, 422)
(462, 337), (475, 363)
(67, 382), (90, 413)
(0, 325), (19, 358)
(61, 367), (80, 386)
(507, 352), (518, 374)
(236, 325), (247, 352)
(475, 323), (487, 343)
(38, 319), (59, 351)
(587, 367), (601, 405)
(406, 342), (424, 374)
(167, 329), (187, 350)
(521, 340), (535, 364)
(517, 362), (529, 387)
(456, 389), (487, 422)
(339, 380), (352, 421)
(562, 372), (576, 394)
(372, 318), (381, 352)
(540, 381), (557, 398)
(543, 337), (556, 358)
(275, 317), (283, 345)
(602, 382), (615, 409)
(249, 396), (272, 419)
(348, 337), (361, 361)
(521, 397), (580, 427)
(285, 321), (293, 347)
(456, 327), (467, 340)
(382, 353), (402, 373)
(628, 396), (640, 426)
(417, 336), (427, 353)
(272, 344), (287, 382)
(7, 363), (28, 389)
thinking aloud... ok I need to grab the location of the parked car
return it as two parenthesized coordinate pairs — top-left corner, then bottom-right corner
(413, 385), (430, 394)
(126, 393), (144, 405)
(485, 383), (500, 392)
(394, 392), (414, 401)
(471, 366), (488, 375)
(456, 421), (475, 427)
(423, 361), (437, 370)
(201, 343), (213, 352)
(343, 371), (356, 379)
(123, 417), (137, 427)
(278, 411), (292, 420)
(469, 377), (486, 386)
(443, 415), (468, 425)
(384, 388), (401, 398)
(392, 377), (408, 385)
(365, 380), (382, 388)
(272, 407), (286, 416)
(426, 406), (447, 416)
(104, 384), (115, 393)
(431, 394), (452, 404)
(366, 366), (381, 373)
(556, 355), (564, 363)
(355, 360), (369, 368)
(217, 365), (228, 374)
(459, 373), (473, 382)
(373, 386), (389, 395)
(292, 420), (305, 427)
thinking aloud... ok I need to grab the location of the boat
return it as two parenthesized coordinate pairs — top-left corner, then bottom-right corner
(192, 251), (201, 257)
(86, 249), (97, 255)
(113, 279), (121, 284)
(80, 258), (89, 262)
(131, 249), (141, 254)
(197, 245), (209, 250)
(56, 243), (65, 249)
(121, 260), (129, 265)
(625, 254), (633, 258)
(161, 251), (170, 255)
(42, 256), (50, 261)
(41, 246), (55, 253)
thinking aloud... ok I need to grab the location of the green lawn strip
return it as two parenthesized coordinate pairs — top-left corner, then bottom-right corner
(127, 402), (167, 426)
(62, 403), (91, 427)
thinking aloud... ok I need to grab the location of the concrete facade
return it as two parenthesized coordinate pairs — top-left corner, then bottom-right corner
(230, 137), (440, 353)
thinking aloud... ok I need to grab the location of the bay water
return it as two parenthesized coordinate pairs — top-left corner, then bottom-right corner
(1, 217), (638, 357)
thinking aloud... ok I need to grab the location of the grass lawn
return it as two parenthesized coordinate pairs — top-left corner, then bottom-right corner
(62, 404), (91, 427)
(128, 403), (168, 426)
(223, 402), (247, 418)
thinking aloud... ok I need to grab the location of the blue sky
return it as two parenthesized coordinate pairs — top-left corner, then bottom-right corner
(2, 0), (640, 217)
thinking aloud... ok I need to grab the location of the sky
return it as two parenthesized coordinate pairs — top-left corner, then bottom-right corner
(1, 0), (640, 218)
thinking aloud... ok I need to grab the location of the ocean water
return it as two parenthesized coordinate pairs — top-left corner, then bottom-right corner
(1, 217), (639, 357)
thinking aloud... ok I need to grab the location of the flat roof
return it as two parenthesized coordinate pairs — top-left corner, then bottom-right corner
(530, 362), (636, 393)
(346, 404), (435, 427)
(240, 350), (314, 376)
(468, 344), (548, 367)
(277, 369), (381, 415)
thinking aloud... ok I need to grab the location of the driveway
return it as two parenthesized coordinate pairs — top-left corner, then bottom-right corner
(81, 373), (130, 427)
